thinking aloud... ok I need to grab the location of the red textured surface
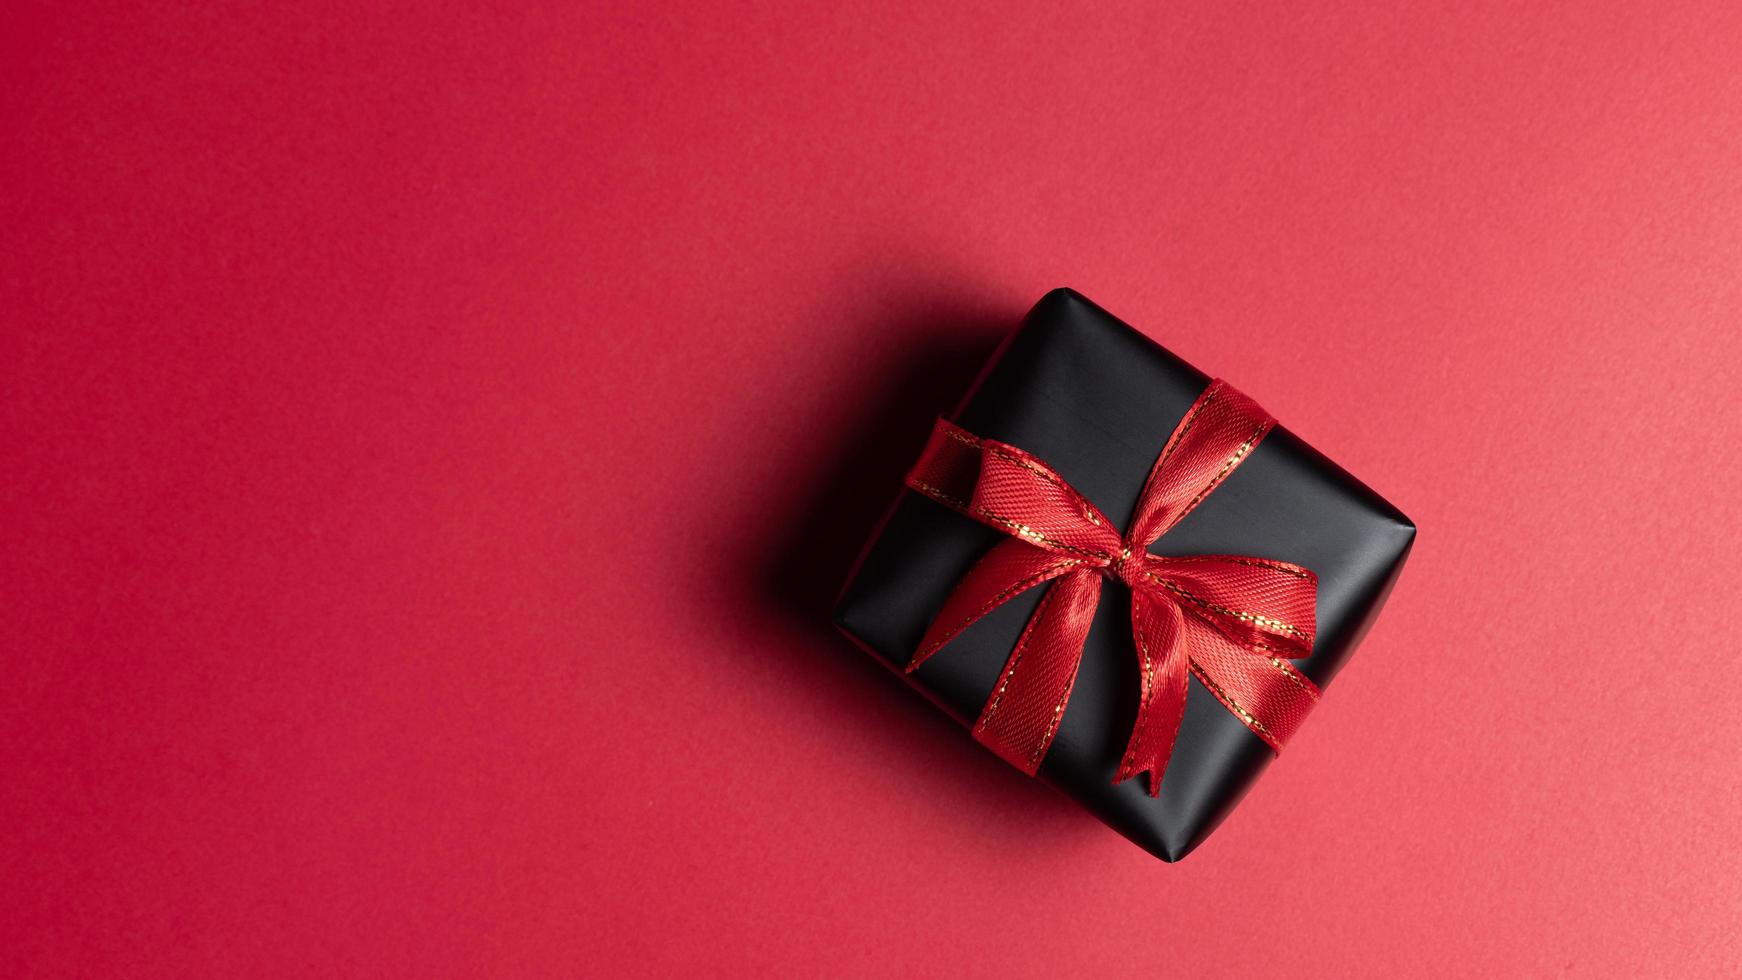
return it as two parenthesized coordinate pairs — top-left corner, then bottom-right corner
(4, 3), (1741, 976)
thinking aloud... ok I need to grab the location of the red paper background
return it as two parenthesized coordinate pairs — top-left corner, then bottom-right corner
(5, 3), (1741, 976)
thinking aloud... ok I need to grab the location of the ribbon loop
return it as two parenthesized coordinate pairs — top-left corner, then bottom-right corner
(903, 379), (1322, 795)
(1142, 554), (1317, 657)
(970, 444), (1123, 560)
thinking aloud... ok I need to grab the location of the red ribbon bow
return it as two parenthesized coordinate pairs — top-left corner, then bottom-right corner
(905, 379), (1321, 794)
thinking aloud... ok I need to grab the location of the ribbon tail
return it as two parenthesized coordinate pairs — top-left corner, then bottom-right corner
(972, 567), (1101, 775)
(908, 537), (1086, 671)
(1116, 588), (1190, 796)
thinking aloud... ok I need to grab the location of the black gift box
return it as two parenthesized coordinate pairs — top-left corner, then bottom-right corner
(833, 289), (1415, 861)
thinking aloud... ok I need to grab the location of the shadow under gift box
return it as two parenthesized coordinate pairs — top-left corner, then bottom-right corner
(833, 288), (1415, 862)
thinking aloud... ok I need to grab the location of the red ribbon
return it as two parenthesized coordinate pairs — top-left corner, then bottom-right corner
(905, 379), (1321, 794)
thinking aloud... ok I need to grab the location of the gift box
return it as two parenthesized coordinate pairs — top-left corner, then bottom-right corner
(832, 288), (1415, 861)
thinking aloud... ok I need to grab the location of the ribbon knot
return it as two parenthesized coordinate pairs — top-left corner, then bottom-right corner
(904, 379), (1322, 794)
(1103, 545), (1140, 586)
